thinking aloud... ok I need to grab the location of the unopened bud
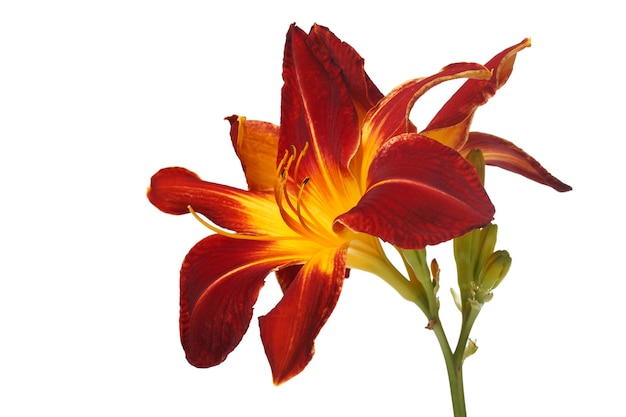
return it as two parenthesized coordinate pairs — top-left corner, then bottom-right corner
(479, 250), (512, 292)
(466, 149), (485, 185)
(475, 224), (498, 277)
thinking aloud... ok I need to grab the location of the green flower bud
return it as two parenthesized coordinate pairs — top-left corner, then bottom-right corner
(466, 149), (485, 185)
(479, 250), (512, 293)
(474, 224), (498, 278)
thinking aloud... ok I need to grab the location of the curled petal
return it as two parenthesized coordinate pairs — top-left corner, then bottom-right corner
(227, 115), (279, 192)
(180, 236), (294, 367)
(148, 167), (292, 236)
(259, 247), (347, 385)
(422, 38), (532, 148)
(335, 133), (494, 249)
(465, 132), (572, 192)
(359, 63), (492, 185)
(309, 24), (384, 122)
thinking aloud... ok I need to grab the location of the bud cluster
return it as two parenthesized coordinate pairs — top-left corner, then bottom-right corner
(454, 223), (512, 306)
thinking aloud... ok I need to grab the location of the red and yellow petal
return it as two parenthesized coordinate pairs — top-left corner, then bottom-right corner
(422, 38), (531, 148)
(464, 132), (572, 192)
(227, 115), (279, 192)
(358, 63), (492, 187)
(259, 246), (347, 385)
(279, 25), (362, 211)
(335, 133), (494, 249)
(180, 235), (301, 368)
(148, 167), (294, 236)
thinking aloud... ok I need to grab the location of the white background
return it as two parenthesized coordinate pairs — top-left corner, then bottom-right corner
(1, 1), (623, 416)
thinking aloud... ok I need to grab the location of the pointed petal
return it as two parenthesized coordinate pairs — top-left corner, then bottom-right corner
(422, 39), (531, 148)
(180, 235), (295, 367)
(227, 115), (279, 192)
(279, 25), (361, 209)
(464, 132), (572, 192)
(335, 133), (494, 249)
(359, 63), (491, 185)
(259, 246), (347, 385)
(309, 24), (384, 122)
(148, 167), (293, 236)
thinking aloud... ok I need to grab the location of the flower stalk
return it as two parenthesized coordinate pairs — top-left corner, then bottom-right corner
(432, 320), (467, 417)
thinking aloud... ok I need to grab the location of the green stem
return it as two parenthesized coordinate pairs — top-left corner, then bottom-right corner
(454, 303), (481, 364)
(348, 240), (429, 312)
(432, 320), (466, 417)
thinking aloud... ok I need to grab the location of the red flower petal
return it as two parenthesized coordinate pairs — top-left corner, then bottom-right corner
(180, 235), (296, 368)
(358, 63), (491, 185)
(335, 133), (494, 249)
(259, 246), (347, 385)
(274, 265), (302, 293)
(309, 24), (384, 122)
(279, 25), (361, 206)
(148, 167), (292, 236)
(422, 39), (531, 148)
(465, 132), (572, 192)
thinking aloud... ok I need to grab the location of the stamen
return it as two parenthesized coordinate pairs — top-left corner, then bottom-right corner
(293, 177), (317, 236)
(295, 177), (310, 219)
(276, 148), (290, 178)
(296, 189), (337, 241)
(293, 141), (309, 182)
(275, 186), (311, 237)
(187, 205), (300, 242)
(271, 142), (337, 244)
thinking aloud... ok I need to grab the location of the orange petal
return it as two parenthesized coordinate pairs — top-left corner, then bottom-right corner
(227, 115), (279, 192)
(464, 132), (572, 192)
(259, 246), (347, 385)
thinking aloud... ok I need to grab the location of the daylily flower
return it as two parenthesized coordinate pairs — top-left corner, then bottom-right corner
(148, 24), (497, 384)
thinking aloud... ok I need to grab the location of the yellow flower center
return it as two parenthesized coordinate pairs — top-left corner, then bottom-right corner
(274, 143), (342, 246)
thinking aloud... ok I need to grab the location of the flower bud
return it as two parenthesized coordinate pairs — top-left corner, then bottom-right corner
(466, 149), (485, 185)
(475, 223), (498, 277)
(479, 250), (512, 293)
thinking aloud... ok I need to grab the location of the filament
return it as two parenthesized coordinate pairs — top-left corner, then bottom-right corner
(187, 205), (300, 241)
